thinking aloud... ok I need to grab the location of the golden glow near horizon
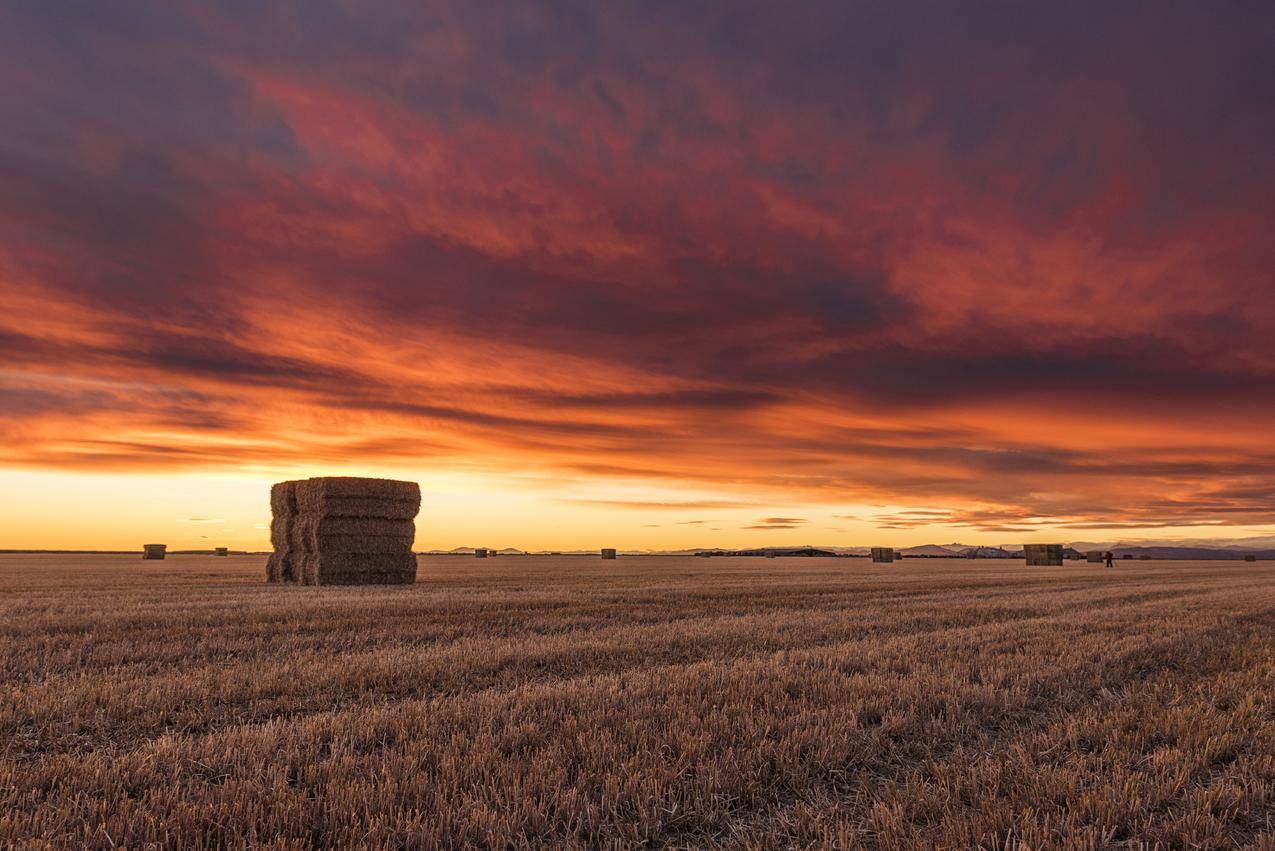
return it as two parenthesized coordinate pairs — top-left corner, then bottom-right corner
(3, 469), (1272, 552)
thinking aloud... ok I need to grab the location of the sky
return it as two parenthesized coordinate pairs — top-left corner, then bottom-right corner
(2, 1), (1274, 551)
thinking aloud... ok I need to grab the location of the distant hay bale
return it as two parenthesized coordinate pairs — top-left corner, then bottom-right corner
(214, 547), (228, 556)
(266, 477), (420, 586)
(1087, 551), (1103, 563)
(142, 544), (166, 560)
(1024, 544), (1063, 566)
(1245, 554), (1258, 562)
(601, 548), (617, 559)
(870, 547), (895, 564)
(475, 548), (488, 558)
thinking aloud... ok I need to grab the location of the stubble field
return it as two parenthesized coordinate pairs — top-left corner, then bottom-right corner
(1, 554), (1273, 848)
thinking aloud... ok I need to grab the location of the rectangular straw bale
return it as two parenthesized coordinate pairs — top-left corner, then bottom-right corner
(270, 480), (303, 516)
(295, 478), (421, 516)
(270, 515), (293, 549)
(287, 516), (414, 551)
(294, 496), (420, 520)
(299, 476), (421, 501)
(1024, 543), (1064, 566)
(870, 547), (895, 563)
(289, 516), (415, 538)
(303, 533), (414, 554)
(266, 552), (287, 582)
(297, 552), (417, 585)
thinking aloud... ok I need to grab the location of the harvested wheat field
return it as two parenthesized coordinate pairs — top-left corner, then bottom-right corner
(2, 555), (1273, 848)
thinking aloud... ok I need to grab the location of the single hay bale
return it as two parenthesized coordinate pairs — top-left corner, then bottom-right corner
(266, 550), (299, 583)
(295, 478), (420, 518)
(266, 552), (286, 582)
(296, 552), (418, 586)
(290, 496), (420, 520)
(270, 480), (303, 516)
(870, 547), (895, 564)
(270, 516), (293, 549)
(1087, 551), (1104, 563)
(297, 476), (421, 501)
(142, 544), (166, 560)
(291, 516), (416, 538)
(601, 548), (617, 559)
(302, 533), (414, 554)
(1024, 544), (1064, 566)
(311, 570), (419, 586)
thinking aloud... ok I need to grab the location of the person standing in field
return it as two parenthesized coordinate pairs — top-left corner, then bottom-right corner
(1105, 551), (1114, 569)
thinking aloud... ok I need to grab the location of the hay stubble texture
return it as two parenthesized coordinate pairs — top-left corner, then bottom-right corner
(2, 555), (1273, 848)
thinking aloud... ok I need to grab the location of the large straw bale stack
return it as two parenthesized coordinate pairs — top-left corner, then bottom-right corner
(266, 477), (419, 586)
(214, 547), (228, 556)
(475, 548), (488, 558)
(870, 547), (895, 564)
(601, 548), (617, 559)
(1087, 551), (1103, 563)
(1245, 554), (1258, 562)
(142, 543), (166, 560)
(1024, 544), (1064, 566)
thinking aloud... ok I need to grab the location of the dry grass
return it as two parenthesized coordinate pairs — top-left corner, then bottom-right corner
(2, 555), (1272, 848)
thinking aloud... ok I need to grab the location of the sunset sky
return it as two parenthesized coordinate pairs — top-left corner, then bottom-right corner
(2, 2), (1273, 551)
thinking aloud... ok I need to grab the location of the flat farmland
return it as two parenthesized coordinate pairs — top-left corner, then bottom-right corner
(2, 555), (1273, 848)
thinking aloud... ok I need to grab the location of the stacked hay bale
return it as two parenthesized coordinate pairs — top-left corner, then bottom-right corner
(474, 548), (488, 558)
(1024, 544), (1064, 566)
(1086, 551), (1103, 563)
(870, 547), (895, 564)
(601, 548), (617, 559)
(214, 547), (229, 557)
(142, 544), (166, 560)
(266, 477), (420, 585)
(1245, 554), (1258, 562)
